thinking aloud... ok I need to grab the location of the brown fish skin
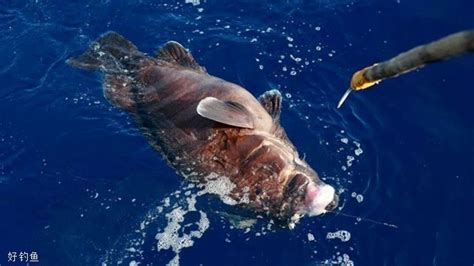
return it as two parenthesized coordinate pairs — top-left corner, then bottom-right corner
(68, 32), (338, 225)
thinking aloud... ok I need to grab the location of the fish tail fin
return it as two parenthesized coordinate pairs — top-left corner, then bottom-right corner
(67, 31), (145, 74)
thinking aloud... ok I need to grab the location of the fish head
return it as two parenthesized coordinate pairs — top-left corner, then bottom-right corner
(284, 167), (338, 218)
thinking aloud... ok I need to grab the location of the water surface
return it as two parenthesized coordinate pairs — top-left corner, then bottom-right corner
(1, 1), (473, 265)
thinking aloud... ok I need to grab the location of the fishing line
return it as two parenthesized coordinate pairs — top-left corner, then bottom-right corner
(329, 210), (398, 229)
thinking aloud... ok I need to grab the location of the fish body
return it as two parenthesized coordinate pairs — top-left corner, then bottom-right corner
(68, 32), (338, 225)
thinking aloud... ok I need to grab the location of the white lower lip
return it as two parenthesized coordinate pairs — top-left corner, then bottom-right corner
(307, 184), (335, 216)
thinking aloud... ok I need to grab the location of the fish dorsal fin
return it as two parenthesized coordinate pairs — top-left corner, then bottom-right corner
(197, 97), (254, 129)
(258, 89), (282, 121)
(156, 41), (207, 73)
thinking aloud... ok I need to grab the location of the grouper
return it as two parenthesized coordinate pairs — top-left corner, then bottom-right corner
(67, 32), (338, 227)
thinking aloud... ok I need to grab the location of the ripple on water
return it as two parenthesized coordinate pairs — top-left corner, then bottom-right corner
(101, 175), (242, 265)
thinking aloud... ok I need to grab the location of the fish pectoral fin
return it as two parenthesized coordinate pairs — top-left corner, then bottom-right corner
(155, 41), (207, 74)
(197, 97), (255, 129)
(216, 211), (258, 230)
(258, 89), (282, 121)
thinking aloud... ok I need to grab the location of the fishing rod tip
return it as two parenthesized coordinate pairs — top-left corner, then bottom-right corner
(336, 102), (343, 109)
(336, 101), (344, 109)
(337, 88), (353, 109)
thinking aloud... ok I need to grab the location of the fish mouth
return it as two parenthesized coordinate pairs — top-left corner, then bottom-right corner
(304, 182), (338, 216)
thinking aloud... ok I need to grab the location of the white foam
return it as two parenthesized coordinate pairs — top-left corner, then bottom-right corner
(290, 54), (302, 62)
(184, 0), (200, 6)
(153, 184), (212, 265)
(307, 233), (315, 242)
(167, 254), (180, 266)
(125, 247), (136, 252)
(156, 207), (209, 253)
(239, 191), (250, 204)
(326, 230), (351, 242)
(346, 156), (355, 167)
(334, 253), (354, 266)
(198, 173), (237, 205)
(186, 195), (197, 210)
(351, 192), (364, 203)
(163, 197), (171, 207)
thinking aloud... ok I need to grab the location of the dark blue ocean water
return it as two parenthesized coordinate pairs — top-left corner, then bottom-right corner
(1, 1), (473, 265)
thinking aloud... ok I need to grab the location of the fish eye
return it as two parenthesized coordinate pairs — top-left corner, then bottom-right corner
(285, 173), (308, 195)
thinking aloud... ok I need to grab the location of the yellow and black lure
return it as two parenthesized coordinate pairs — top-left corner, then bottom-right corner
(337, 30), (474, 108)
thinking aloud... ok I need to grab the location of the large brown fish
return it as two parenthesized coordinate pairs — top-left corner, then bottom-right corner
(68, 32), (338, 226)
